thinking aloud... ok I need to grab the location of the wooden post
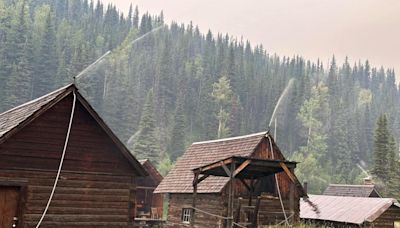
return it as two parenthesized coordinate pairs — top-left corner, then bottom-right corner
(289, 177), (295, 220)
(191, 172), (199, 228)
(227, 162), (235, 228)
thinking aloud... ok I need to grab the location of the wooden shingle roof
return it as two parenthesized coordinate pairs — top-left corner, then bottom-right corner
(323, 184), (381, 198)
(0, 84), (147, 176)
(0, 84), (70, 140)
(300, 195), (400, 225)
(154, 132), (267, 193)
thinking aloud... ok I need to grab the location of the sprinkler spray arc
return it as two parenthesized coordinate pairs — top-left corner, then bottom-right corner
(267, 78), (295, 139)
(73, 26), (164, 83)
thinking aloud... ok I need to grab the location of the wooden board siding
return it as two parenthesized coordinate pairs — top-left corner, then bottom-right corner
(166, 194), (224, 228)
(372, 206), (400, 228)
(251, 138), (296, 200)
(0, 95), (136, 174)
(0, 94), (138, 227)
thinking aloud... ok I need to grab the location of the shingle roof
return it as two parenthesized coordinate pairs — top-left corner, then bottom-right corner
(0, 84), (71, 139)
(0, 84), (147, 176)
(154, 132), (267, 193)
(323, 184), (381, 197)
(300, 195), (400, 225)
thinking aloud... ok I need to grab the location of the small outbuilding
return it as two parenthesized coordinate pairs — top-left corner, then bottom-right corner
(135, 159), (164, 222)
(323, 183), (381, 198)
(300, 194), (400, 227)
(0, 84), (147, 227)
(155, 132), (307, 228)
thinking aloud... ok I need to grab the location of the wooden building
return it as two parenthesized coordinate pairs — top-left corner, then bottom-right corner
(0, 84), (147, 228)
(300, 195), (400, 227)
(154, 132), (307, 228)
(323, 183), (381, 198)
(135, 159), (163, 221)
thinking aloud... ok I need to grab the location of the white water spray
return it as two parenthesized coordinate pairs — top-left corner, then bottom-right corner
(268, 78), (295, 128)
(74, 26), (163, 81)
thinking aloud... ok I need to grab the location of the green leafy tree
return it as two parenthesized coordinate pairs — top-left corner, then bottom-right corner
(211, 76), (233, 138)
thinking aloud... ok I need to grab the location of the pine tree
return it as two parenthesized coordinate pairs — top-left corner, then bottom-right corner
(131, 90), (161, 164)
(4, 0), (33, 108)
(387, 136), (400, 198)
(372, 114), (390, 183)
(132, 6), (139, 29)
(34, 11), (57, 97)
(167, 96), (186, 161)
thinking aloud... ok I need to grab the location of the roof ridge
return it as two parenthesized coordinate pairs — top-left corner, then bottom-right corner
(0, 83), (73, 116)
(329, 184), (375, 187)
(192, 131), (267, 145)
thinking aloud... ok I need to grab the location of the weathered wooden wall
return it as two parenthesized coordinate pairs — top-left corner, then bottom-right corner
(372, 205), (400, 228)
(166, 193), (224, 228)
(0, 95), (137, 227)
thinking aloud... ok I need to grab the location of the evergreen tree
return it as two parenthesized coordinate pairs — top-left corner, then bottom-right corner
(167, 96), (186, 161)
(34, 10), (57, 97)
(131, 90), (161, 164)
(372, 114), (390, 183)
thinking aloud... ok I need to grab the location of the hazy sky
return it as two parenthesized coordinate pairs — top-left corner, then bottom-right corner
(103, 0), (400, 74)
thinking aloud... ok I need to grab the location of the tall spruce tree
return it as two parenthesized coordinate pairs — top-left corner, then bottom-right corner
(372, 114), (390, 183)
(167, 96), (186, 161)
(131, 89), (161, 164)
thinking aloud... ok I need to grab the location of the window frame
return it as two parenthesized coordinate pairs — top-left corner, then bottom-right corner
(181, 208), (192, 224)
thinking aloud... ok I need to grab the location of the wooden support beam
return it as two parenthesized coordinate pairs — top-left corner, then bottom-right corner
(191, 172), (199, 228)
(221, 162), (232, 177)
(197, 174), (210, 185)
(197, 158), (233, 173)
(239, 178), (251, 192)
(279, 162), (307, 197)
(232, 159), (251, 177)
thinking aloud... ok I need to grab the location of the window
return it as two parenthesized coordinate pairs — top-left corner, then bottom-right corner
(181, 208), (192, 224)
(394, 221), (400, 228)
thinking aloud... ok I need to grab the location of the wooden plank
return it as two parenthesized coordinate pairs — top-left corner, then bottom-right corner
(279, 162), (307, 197)
(232, 159), (251, 177)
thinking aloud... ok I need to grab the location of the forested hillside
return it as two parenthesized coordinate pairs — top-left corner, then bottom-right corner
(0, 0), (399, 197)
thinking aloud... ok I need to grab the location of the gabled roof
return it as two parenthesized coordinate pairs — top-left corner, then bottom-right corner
(0, 84), (147, 176)
(323, 184), (381, 198)
(139, 159), (163, 184)
(0, 84), (71, 140)
(300, 195), (400, 225)
(154, 132), (267, 193)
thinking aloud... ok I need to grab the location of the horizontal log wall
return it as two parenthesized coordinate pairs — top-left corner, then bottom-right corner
(0, 94), (139, 227)
(0, 170), (134, 228)
(372, 205), (400, 228)
(166, 193), (224, 228)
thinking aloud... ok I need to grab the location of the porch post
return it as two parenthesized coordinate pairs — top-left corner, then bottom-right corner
(191, 171), (199, 228)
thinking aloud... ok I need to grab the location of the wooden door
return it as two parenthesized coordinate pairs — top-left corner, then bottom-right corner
(0, 187), (19, 228)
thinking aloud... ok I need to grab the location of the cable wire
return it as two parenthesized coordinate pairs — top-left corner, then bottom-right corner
(266, 134), (290, 226)
(35, 91), (76, 228)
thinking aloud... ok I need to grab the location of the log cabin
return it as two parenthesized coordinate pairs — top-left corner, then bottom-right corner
(0, 84), (147, 228)
(323, 183), (381, 198)
(154, 132), (307, 228)
(300, 195), (400, 227)
(135, 159), (164, 225)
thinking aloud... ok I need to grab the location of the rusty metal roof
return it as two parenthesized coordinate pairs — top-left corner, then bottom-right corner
(323, 184), (381, 197)
(154, 132), (267, 193)
(300, 194), (400, 225)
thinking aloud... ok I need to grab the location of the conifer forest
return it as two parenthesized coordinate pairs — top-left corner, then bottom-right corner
(0, 0), (399, 198)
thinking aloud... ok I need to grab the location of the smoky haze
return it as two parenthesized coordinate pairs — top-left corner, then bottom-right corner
(103, 0), (400, 76)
